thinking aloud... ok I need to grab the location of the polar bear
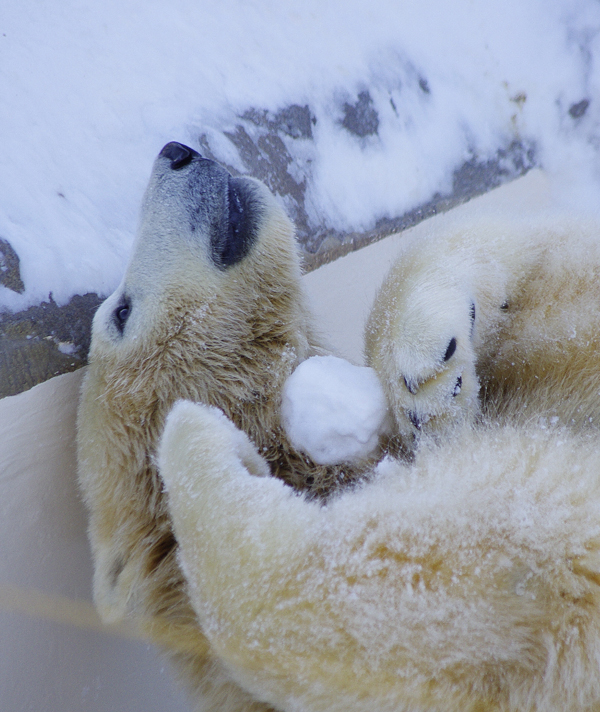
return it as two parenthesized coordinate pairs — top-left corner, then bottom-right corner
(159, 399), (600, 712)
(365, 215), (600, 447)
(152, 208), (600, 712)
(76, 142), (367, 712)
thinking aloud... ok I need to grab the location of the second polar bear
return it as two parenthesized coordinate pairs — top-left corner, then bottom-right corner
(365, 215), (600, 445)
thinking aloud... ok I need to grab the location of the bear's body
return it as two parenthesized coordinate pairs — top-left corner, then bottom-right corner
(152, 206), (600, 712)
(159, 400), (600, 712)
(76, 143), (365, 712)
(79, 142), (600, 712)
(365, 216), (600, 446)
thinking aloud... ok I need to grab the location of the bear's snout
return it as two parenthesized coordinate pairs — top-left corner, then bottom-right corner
(160, 141), (201, 170)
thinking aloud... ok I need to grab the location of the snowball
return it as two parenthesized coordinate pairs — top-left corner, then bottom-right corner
(281, 355), (391, 465)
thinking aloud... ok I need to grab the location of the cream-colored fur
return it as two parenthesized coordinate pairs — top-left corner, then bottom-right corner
(160, 399), (600, 712)
(365, 216), (600, 447)
(76, 145), (366, 712)
(79, 145), (600, 711)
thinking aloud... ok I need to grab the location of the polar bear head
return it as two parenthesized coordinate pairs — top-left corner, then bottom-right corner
(365, 246), (481, 447)
(85, 141), (317, 420)
(78, 142), (364, 629)
(90, 142), (311, 371)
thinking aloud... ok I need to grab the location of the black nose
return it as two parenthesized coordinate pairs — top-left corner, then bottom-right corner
(159, 142), (201, 170)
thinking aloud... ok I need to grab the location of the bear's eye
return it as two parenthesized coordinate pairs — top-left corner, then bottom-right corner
(443, 337), (457, 362)
(113, 301), (131, 334)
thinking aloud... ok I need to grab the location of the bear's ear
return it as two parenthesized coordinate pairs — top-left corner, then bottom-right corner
(212, 177), (262, 268)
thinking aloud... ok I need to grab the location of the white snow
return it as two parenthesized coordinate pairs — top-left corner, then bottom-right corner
(1, 0), (600, 313)
(281, 356), (391, 465)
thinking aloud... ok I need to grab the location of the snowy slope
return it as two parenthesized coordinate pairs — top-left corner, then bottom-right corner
(1, 0), (599, 315)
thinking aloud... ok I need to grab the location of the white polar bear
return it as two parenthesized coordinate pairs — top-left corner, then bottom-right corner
(79, 139), (600, 711)
(154, 208), (600, 712)
(365, 215), (600, 447)
(77, 142), (369, 712)
(159, 398), (600, 712)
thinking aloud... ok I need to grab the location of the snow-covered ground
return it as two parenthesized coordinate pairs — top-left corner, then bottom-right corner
(1, 0), (599, 315)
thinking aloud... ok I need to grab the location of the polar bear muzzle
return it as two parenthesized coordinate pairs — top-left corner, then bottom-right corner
(152, 141), (262, 269)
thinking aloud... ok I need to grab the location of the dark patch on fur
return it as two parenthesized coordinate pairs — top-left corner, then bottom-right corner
(148, 530), (178, 573)
(0, 237), (25, 293)
(404, 376), (418, 395)
(408, 411), (422, 430)
(453, 375), (462, 397)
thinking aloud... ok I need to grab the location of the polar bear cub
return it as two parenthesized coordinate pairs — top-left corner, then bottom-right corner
(365, 216), (600, 445)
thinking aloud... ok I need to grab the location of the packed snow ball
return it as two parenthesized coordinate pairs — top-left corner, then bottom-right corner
(281, 355), (391, 465)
